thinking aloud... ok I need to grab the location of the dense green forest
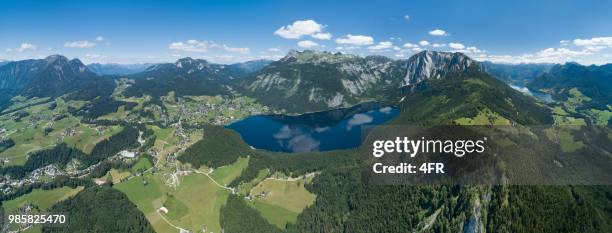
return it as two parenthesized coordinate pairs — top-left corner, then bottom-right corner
(72, 97), (137, 119)
(42, 185), (155, 233)
(177, 125), (252, 168)
(220, 195), (283, 233)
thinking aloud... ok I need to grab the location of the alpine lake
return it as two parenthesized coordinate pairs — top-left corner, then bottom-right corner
(227, 103), (400, 153)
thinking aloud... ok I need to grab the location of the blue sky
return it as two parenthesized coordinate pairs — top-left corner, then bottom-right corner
(1, 0), (612, 64)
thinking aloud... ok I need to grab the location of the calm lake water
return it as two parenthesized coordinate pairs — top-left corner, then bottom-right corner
(509, 84), (555, 103)
(226, 103), (399, 153)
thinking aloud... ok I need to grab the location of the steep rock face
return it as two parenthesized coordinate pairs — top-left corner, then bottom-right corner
(241, 50), (404, 112)
(0, 55), (97, 97)
(403, 51), (474, 86)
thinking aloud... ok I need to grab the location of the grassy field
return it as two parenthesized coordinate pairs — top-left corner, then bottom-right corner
(165, 174), (229, 233)
(0, 97), (121, 166)
(3, 187), (84, 214)
(209, 157), (249, 186)
(115, 155), (247, 233)
(250, 200), (299, 228)
(587, 108), (612, 125)
(132, 156), (153, 173)
(115, 174), (177, 233)
(2, 187), (83, 233)
(238, 169), (271, 195)
(64, 124), (124, 154)
(248, 177), (316, 228)
(454, 108), (511, 125)
(544, 128), (585, 153)
(106, 169), (132, 184)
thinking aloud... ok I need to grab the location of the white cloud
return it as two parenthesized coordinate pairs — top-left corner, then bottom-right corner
(311, 32), (332, 40)
(429, 29), (448, 36)
(466, 46), (485, 53)
(560, 40), (570, 46)
(85, 53), (100, 58)
(404, 15), (410, 21)
(64, 40), (96, 48)
(403, 42), (418, 48)
(449, 42), (465, 49)
(432, 43), (446, 48)
(368, 41), (393, 50)
(419, 40), (429, 46)
(412, 47), (423, 52)
(297, 40), (319, 48)
(95, 36), (105, 42)
(335, 34), (374, 46)
(274, 20), (330, 40)
(168, 39), (219, 52)
(475, 47), (592, 64)
(573, 37), (612, 47)
(15, 43), (37, 52)
(268, 47), (281, 52)
(222, 44), (250, 53)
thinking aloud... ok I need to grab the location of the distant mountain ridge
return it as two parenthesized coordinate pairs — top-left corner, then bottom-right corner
(87, 63), (155, 76)
(481, 61), (554, 86)
(0, 55), (98, 97)
(122, 57), (269, 98)
(528, 62), (612, 109)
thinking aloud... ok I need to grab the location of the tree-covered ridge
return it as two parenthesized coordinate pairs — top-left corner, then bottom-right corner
(528, 62), (612, 110)
(396, 64), (553, 125)
(177, 125), (252, 168)
(42, 185), (155, 233)
(480, 61), (553, 86)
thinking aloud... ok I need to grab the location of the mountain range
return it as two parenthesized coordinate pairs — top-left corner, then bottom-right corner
(0, 55), (105, 109)
(528, 62), (612, 109)
(87, 63), (156, 76)
(0, 51), (608, 124)
(480, 61), (554, 86)
(0, 50), (610, 233)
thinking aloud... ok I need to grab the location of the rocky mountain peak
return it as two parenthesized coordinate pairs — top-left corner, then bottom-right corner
(280, 50), (357, 64)
(174, 57), (210, 70)
(44, 54), (69, 64)
(403, 50), (475, 86)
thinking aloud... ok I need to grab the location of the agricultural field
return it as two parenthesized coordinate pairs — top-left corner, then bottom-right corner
(248, 176), (316, 228)
(131, 156), (153, 173)
(115, 156), (248, 233)
(209, 157), (249, 186)
(2, 187), (83, 233)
